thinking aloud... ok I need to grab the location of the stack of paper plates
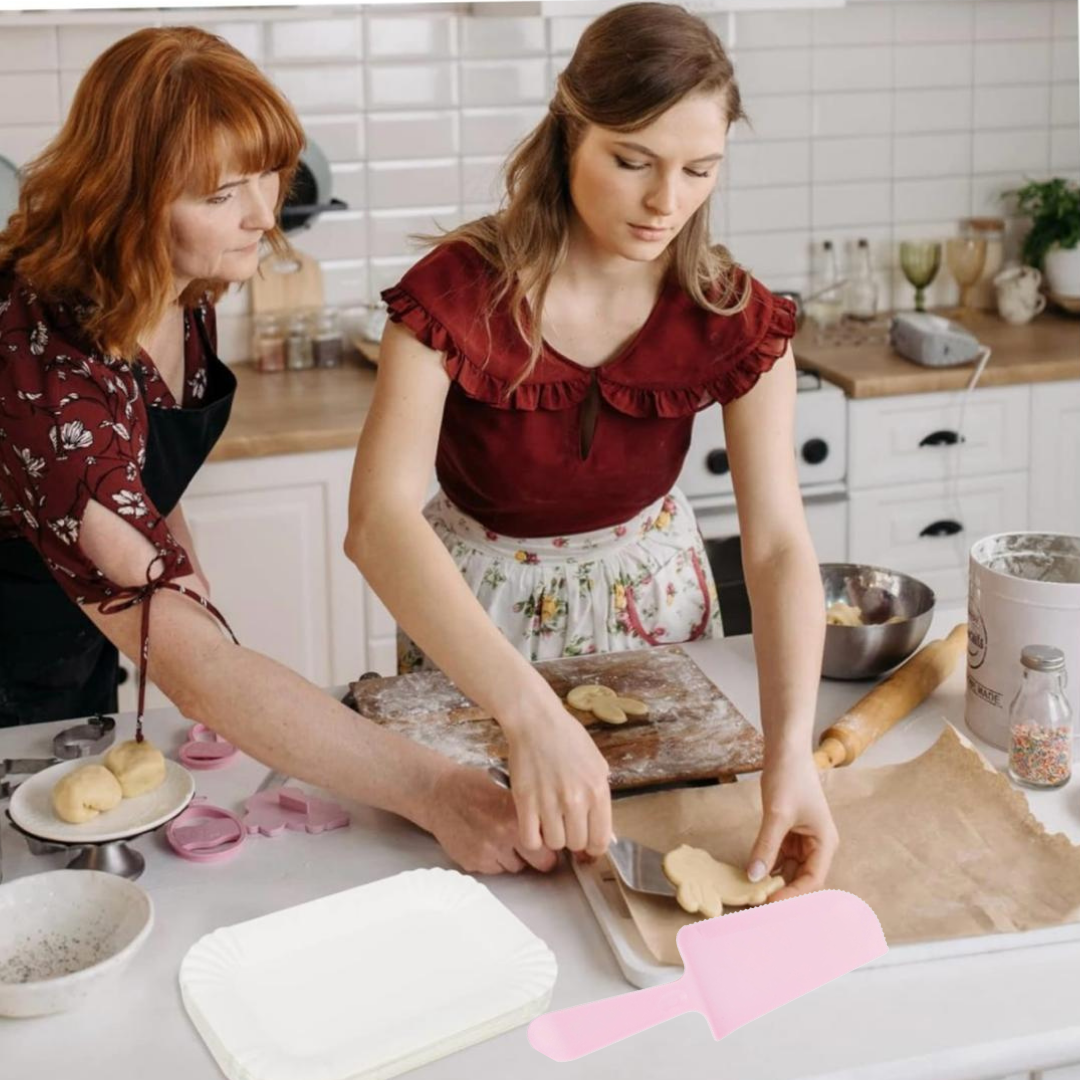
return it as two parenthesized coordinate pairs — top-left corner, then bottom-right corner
(179, 868), (556, 1080)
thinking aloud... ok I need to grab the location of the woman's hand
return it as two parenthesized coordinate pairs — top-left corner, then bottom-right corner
(502, 703), (613, 859)
(746, 750), (839, 901)
(426, 763), (560, 875)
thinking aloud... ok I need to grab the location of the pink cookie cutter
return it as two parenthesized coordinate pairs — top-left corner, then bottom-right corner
(166, 799), (246, 863)
(242, 786), (350, 837)
(179, 723), (239, 770)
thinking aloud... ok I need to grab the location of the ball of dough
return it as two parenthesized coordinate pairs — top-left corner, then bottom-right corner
(104, 739), (166, 798)
(51, 765), (123, 824)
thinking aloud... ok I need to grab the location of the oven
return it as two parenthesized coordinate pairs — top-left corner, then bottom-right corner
(678, 370), (849, 636)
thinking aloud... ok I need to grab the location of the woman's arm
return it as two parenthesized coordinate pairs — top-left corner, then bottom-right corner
(344, 320), (612, 858)
(722, 345), (839, 898)
(164, 502), (209, 595)
(77, 498), (550, 874)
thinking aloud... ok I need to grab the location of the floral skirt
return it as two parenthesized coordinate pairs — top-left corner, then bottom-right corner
(397, 487), (721, 674)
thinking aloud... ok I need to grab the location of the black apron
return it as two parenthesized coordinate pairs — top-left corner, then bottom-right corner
(0, 310), (236, 727)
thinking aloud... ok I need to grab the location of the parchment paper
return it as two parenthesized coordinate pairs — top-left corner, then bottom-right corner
(612, 725), (1080, 964)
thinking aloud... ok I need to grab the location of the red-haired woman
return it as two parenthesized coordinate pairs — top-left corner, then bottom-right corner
(0, 27), (544, 875)
(347, 3), (838, 894)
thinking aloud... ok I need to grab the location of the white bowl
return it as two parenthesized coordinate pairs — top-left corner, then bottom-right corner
(0, 870), (153, 1017)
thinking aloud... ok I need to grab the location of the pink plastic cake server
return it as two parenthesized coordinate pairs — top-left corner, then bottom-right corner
(528, 889), (886, 1062)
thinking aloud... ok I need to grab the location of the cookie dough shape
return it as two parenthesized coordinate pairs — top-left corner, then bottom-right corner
(104, 738), (166, 798)
(662, 844), (785, 918)
(565, 684), (649, 725)
(51, 764), (123, 824)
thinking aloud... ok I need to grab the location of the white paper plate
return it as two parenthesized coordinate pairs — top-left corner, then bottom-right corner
(9, 756), (194, 843)
(179, 868), (557, 1080)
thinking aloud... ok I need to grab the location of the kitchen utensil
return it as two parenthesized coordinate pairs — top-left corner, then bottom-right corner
(242, 785), (349, 836)
(52, 713), (116, 759)
(280, 138), (347, 232)
(9, 755), (194, 845)
(178, 723), (238, 770)
(527, 889), (887, 1061)
(889, 311), (983, 367)
(821, 563), (937, 679)
(249, 248), (324, 316)
(899, 240), (942, 312)
(349, 645), (765, 790)
(815, 623), (967, 769)
(166, 798), (246, 863)
(179, 868), (557, 1080)
(0, 869), (153, 1018)
(0, 756), (59, 800)
(945, 236), (988, 320)
(487, 764), (675, 898)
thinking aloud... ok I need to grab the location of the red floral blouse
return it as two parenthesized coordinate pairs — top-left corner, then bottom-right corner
(381, 240), (797, 537)
(0, 270), (213, 606)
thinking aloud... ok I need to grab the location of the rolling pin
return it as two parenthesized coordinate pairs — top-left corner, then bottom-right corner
(813, 623), (967, 770)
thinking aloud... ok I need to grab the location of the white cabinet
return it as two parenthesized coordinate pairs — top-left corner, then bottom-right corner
(1029, 381), (1080, 535)
(117, 447), (394, 714)
(846, 383), (1034, 606)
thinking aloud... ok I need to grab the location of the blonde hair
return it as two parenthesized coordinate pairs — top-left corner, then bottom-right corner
(0, 26), (304, 358)
(428, 2), (750, 389)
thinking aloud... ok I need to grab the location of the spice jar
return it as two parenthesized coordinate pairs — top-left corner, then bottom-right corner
(253, 313), (285, 373)
(285, 312), (315, 371)
(1007, 645), (1073, 789)
(311, 308), (344, 369)
(961, 217), (1005, 311)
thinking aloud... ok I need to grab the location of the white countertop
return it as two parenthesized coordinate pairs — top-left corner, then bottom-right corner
(3, 608), (1080, 1080)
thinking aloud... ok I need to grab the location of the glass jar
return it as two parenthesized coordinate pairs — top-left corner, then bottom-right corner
(961, 217), (1005, 311)
(845, 237), (878, 321)
(253, 313), (286, 374)
(311, 308), (344, 369)
(1007, 645), (1073, 789)
(285, 312), (314, 371)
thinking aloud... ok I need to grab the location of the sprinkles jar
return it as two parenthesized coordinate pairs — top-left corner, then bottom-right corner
(1007, 645), (1073, 789)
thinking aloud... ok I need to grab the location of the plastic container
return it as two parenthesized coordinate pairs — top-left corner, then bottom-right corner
(967, 532), (1080, 750)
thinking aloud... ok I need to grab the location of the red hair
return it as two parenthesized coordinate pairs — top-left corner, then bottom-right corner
(0, 26), (304, 358)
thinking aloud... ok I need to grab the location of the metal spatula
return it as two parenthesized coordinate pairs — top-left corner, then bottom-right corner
(487, 766), (675, 897)
(528, 890), (888, 1061)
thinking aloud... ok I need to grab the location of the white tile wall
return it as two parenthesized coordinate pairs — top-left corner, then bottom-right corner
(0, 1), (1075, 362)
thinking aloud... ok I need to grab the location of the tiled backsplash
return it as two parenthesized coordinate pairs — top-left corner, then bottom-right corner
(0, 1), (1077, 362)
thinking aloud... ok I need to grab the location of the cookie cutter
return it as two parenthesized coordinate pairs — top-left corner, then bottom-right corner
(52, 713), (116, 760)
(178, 723), (238, 770)
(166, 797), (246, 863)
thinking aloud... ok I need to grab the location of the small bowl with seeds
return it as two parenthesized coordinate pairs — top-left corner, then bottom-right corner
(0, 869), (153, 1017)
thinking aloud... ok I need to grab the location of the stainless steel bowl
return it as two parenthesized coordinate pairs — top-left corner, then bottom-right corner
(821, 563), (935, 680)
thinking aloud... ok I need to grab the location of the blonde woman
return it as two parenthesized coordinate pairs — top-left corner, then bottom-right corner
(347, 3), (838, 895)
(0, 27), (542, 875)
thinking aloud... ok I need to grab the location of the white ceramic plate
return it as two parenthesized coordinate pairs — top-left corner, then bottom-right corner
(9, 756), (194, 843)
(179, 868), (557, 1080)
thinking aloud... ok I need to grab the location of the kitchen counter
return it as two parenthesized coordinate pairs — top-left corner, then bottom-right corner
(211, 310), (1080, 464)
(208, 359), (377, 462)
(794, 309), (1080, 399)
(4, 609), (1080, 1080)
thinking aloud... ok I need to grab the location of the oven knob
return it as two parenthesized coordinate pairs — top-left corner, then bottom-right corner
(706, 449), (730, 475)
(801, 438), (829, 465)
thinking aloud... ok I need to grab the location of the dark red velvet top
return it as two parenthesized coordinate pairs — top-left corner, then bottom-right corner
(381, 241), (797, 537)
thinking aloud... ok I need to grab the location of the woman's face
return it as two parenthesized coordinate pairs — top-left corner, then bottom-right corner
(169, 166), (280, 287)
(568, 90), (727, 263)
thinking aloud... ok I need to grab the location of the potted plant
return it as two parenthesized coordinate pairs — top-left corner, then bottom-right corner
(1007, 177), (1080, 297)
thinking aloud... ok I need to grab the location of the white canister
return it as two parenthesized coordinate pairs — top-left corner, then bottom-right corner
(967, 533), (1080, 750)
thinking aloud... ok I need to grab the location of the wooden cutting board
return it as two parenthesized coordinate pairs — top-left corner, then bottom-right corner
(347, 646), (765, 791)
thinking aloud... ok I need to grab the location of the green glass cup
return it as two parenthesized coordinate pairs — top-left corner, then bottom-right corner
(899, 241), (942, 312)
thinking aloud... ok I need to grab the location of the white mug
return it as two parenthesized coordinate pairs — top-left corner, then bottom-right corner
(993, 265), (1046, 325)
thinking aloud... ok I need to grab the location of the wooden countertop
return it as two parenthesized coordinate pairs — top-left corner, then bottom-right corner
(794, 309), (1080, 399)
(208, 359), (378, 462)
(211, 312), (1079, 461)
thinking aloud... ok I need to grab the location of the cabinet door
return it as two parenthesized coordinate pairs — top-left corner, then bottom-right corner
(1030, 381), (1080, 536)
(848, 472), (1028, 604)
(848, 385), (1030, 490)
